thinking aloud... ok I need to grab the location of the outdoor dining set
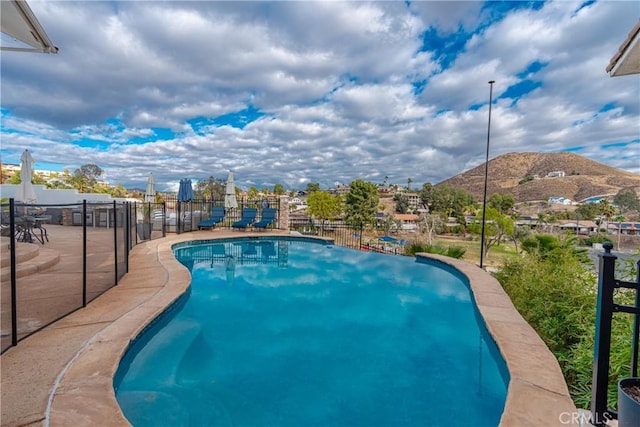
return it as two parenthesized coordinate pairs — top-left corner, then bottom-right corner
(1, 215), (50, 245)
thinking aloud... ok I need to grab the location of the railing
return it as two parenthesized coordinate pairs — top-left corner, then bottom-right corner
(0, 196), (285, 353)
(0, 199), (166, 354)
(288, 217), (408, 255)
(2, 197), (407, 354)
(161, 196), (281, 233)
(591, 242), (640, 425)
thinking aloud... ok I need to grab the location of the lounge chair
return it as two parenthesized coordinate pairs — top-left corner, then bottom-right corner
(197, 206), (224, 230)
(253, 208), (277, 230)
(198, 206), (226, 230)
(231, 207), (257, 230)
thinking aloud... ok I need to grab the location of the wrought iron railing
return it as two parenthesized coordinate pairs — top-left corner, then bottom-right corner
(591, 242), (640, 425)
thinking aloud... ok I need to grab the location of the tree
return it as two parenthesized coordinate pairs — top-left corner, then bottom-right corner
(489, 193), (515, 214)
(72, 164), (104, 193)
(597, 200), (617, 232)
(247, 186), (259, 199)
(195, 176), (225, 200)
(418, 183), (435, 211)
(407, 177), (413, 191)
(574, 203), (599, 221)
(508, 225), (532, 254)
(468, 206), (514, 257)
(306, 182), (321, 192)
(307, 191), (341, 221)
(393, 193), (410, 213)
(614, 189), (639, 215)
(424, 184), (475, 220)
(379, 212), (402, 235)
(273, 183), (286, 195)
(344, 179), (379, 229)
(416, 212), (444, 246)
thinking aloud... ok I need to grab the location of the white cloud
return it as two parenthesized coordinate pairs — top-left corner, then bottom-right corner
(1, 1), (638, 192)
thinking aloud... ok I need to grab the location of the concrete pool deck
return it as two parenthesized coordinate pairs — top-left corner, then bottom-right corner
(1, 230), (579, 426)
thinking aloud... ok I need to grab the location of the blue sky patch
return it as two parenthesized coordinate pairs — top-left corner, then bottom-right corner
(129, 127), (175, 144)
(598, 103), (616, 113)
(573, 1), (596, 17)
(188, 106), (265, 134)
(481, 1), (545, 22)
(420, 26), (471, 70)
(602, 140), (637, 149)
(517, 61), (548, 78)
(500, 80), (542, 100)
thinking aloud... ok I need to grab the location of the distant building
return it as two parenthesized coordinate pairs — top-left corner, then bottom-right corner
(583, 196), (605, 204)
(547, 171), (566, 178)
(394, 213), (419, 231)
(556, 220), (599, 234)
(548, 196), (572, 205)
(330, 185), (350, 195)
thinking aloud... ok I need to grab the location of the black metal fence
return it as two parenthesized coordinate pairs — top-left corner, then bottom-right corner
(591, 242), (640, 426)
(0, 198), (169, 354)
(1, 196), (408, 354)
(288, 216), (408, 255)
(161, 196), (281, 233)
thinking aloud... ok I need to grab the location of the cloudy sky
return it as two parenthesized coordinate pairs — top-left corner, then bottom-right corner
(1, 1), (639, 192)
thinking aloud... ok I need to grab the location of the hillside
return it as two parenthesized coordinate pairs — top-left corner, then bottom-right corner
(438, 152), (640, 203)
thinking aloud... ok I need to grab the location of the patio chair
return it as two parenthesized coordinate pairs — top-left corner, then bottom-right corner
(232, 207), (257, 230)
(198, 206), (226, 230)
(253, 208), (277, 230)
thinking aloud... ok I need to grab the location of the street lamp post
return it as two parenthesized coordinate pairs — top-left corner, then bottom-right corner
(479, 80), (495, 270)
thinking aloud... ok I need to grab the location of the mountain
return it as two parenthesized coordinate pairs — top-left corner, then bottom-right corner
(437, 152), (640, 203)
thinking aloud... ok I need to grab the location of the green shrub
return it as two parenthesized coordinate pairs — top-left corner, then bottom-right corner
(405, 243), (465, 259)
(445, 245), (466, 259)
(493, 243), (636, 408)
(583, 235), (613, 247)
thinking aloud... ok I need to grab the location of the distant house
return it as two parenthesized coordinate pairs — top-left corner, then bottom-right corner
(404, 193), (420, 210)
(548, 196), (572, 205)
(289, 197), (308, 211)
(607, 222), (640, 236)
(547, 171), (566, 178)
(516, 216), (540, 229)
(394, 213), (419, 231)
(556, 220), (599, 234)
(330, 185), (350, 195)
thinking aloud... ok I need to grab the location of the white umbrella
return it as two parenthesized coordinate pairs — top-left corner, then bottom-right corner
(15, 149), (36, 203)
(144, 173), (156, 203)
(224, 171), (238, 209)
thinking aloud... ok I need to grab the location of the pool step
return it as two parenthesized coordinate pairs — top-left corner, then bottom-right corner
(0, 237), (61, 282)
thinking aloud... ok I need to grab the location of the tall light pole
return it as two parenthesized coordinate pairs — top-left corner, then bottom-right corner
(479, 80), (495, 270)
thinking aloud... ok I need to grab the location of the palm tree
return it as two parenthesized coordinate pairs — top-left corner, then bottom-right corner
(598, 200), (617, 234)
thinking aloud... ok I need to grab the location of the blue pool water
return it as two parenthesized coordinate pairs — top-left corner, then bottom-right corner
(115, 237), (508, 426)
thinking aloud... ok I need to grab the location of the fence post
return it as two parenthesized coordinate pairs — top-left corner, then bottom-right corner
(113, 201), (118, 284)
(82, 200), (87, 307)
(632, 259), (640, 377)
(591, 241), (617, 426)
(9, 198), (17, 346)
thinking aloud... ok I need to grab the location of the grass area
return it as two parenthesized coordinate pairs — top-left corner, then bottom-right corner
(431, 236), (519, 267)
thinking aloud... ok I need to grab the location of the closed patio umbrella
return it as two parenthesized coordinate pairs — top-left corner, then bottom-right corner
(178, 179), (194, 202)
(144, 173), (156, 203)
(15, 149), (36, 203)
(224, 171), (238, 209)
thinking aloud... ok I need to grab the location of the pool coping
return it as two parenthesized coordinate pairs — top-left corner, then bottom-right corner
(2, 231), (578, 426)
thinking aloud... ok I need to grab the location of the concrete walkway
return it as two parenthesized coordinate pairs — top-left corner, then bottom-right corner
(1, 229), (579, 426)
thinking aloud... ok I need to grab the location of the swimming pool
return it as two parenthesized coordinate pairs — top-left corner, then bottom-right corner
(114, 237), (508, 426)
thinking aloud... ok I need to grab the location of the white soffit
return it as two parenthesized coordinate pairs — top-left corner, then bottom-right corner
(607, 20), (640, 77)
(0, 0), (58, 53)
